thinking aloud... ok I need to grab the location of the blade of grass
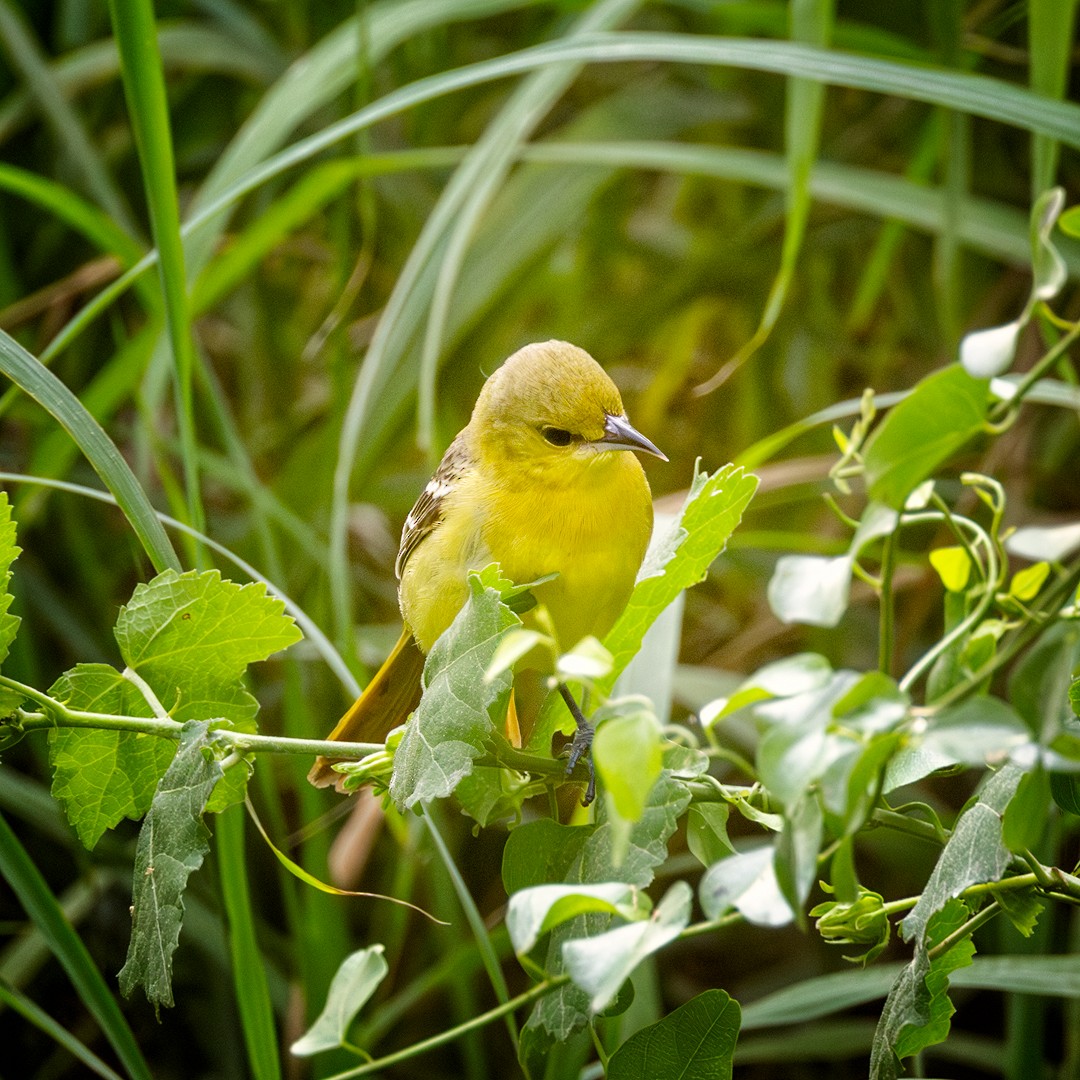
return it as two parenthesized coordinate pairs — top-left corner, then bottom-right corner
(416, 0), (643, 455)
(1029, 0), (1079, 198)
(695, 0), (834, 395)
(0, 979), (125, 1080)
(0, 329), (180, 572)
(33, 32), (1080, 373)
(0, 811), (152, 1080)
(0, 0), (136, 235)
(107, 0), (204, 536)
(216, 805), (281, 1080)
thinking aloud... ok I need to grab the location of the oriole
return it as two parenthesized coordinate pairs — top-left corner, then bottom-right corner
(308, 340), (665, 790)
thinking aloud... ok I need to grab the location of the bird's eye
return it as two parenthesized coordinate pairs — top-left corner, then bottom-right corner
(541, 427), (574, 447)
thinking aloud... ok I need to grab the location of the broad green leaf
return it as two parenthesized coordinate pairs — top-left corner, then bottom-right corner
(929, 546), (971, 592)
(703, 652), (833, 724)
(870, 900), (976, 1079)
(115, 569), (301, 693)
(290, 946), (388, 1057)
(700, 845), (795, 928)
(883, 744), (959, 792)
(389, 566), (519, 810)
(900, 765), (1022, 945)
(686, 802), (735, 866)
(507, 883), (641, 955)
(1002, 767), (1051, 851)
(48, 665), (175, 850)
(864, 365), (991, 508)
(919, 696), (1032, 766)
(0, 491), (20, 665)
(562, 882), (691, 1014)
(959, 320), (1021, 378)
(1060, 204), (1080, 238)
(607, 988), (740, 1080)
(118, 721), (223, 1009)
(594, 701), (664, 864)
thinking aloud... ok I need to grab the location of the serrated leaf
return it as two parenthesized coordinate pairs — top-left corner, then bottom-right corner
(601, 464), (757, 694)
(507, 883), (641, 955)
(607, 988), (740, 1080)
(870, 900), (976, 1079)
(900, 766), (1022, 946)
(700, 845), (795, 927)
(115, 569), (301, 694)
(864, 365), (991, 509)
(48, 665), (175, 850)
(389, 566), (519, 810)
(290, 946), (388, 1056)
(0, 492), (21, 666)
(118, 721), (223, 1009)
(991, 885), (1044, 939)
(562, 882), (691, 1014)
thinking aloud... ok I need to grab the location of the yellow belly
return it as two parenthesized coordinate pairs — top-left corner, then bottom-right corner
(399, 451), (652, 654)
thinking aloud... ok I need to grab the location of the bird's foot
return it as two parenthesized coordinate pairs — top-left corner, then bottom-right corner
(558, 683), (596, 807)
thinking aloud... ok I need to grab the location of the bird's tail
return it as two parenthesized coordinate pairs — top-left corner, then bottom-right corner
(308, 628), (425, 790)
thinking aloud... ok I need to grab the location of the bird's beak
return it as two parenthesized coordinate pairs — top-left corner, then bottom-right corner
(597, 413), (668, 461)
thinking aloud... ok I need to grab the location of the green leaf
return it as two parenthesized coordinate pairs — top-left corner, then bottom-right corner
(507, 883), (642, 956)
(900, 765), (1022, 946)
(1009, 560), (1050, 601)
(870, 900), (977, 1078)
(0, 491), (21, 665)
(700, 845), (795, 927)
(562, 881), (692, 1014)
(1060, 204), (1080, 239)
(389, 566), (519, 810)
(118, 721), (224, 1009)
(115, 569), (302, 692)
(703, 652), (833, 725)
(290, 946), (388, 1057)
(48, 665), (175, 850)
(1002, 767), (1051, 851)
(607, 989), (740, 1080)
(863, 365), (991, 508)
(686, 802), (735, 866)
(929, 546), (972, 592)
(919, 695), (1032, 766)
(594, 701), (664, 864)
(991, 885), (1044, 939)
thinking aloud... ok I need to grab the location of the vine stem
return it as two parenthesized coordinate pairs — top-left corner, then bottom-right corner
(3, 676), (383, 760)
(325, 976), (568, 1079)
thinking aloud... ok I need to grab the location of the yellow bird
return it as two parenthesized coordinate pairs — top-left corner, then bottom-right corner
(308, 340), (665, 792)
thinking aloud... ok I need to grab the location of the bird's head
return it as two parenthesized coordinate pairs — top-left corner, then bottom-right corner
(471, 341), (666, 479)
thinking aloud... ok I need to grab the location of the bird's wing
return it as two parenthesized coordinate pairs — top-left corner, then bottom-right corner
(394, 432), (473, 579)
